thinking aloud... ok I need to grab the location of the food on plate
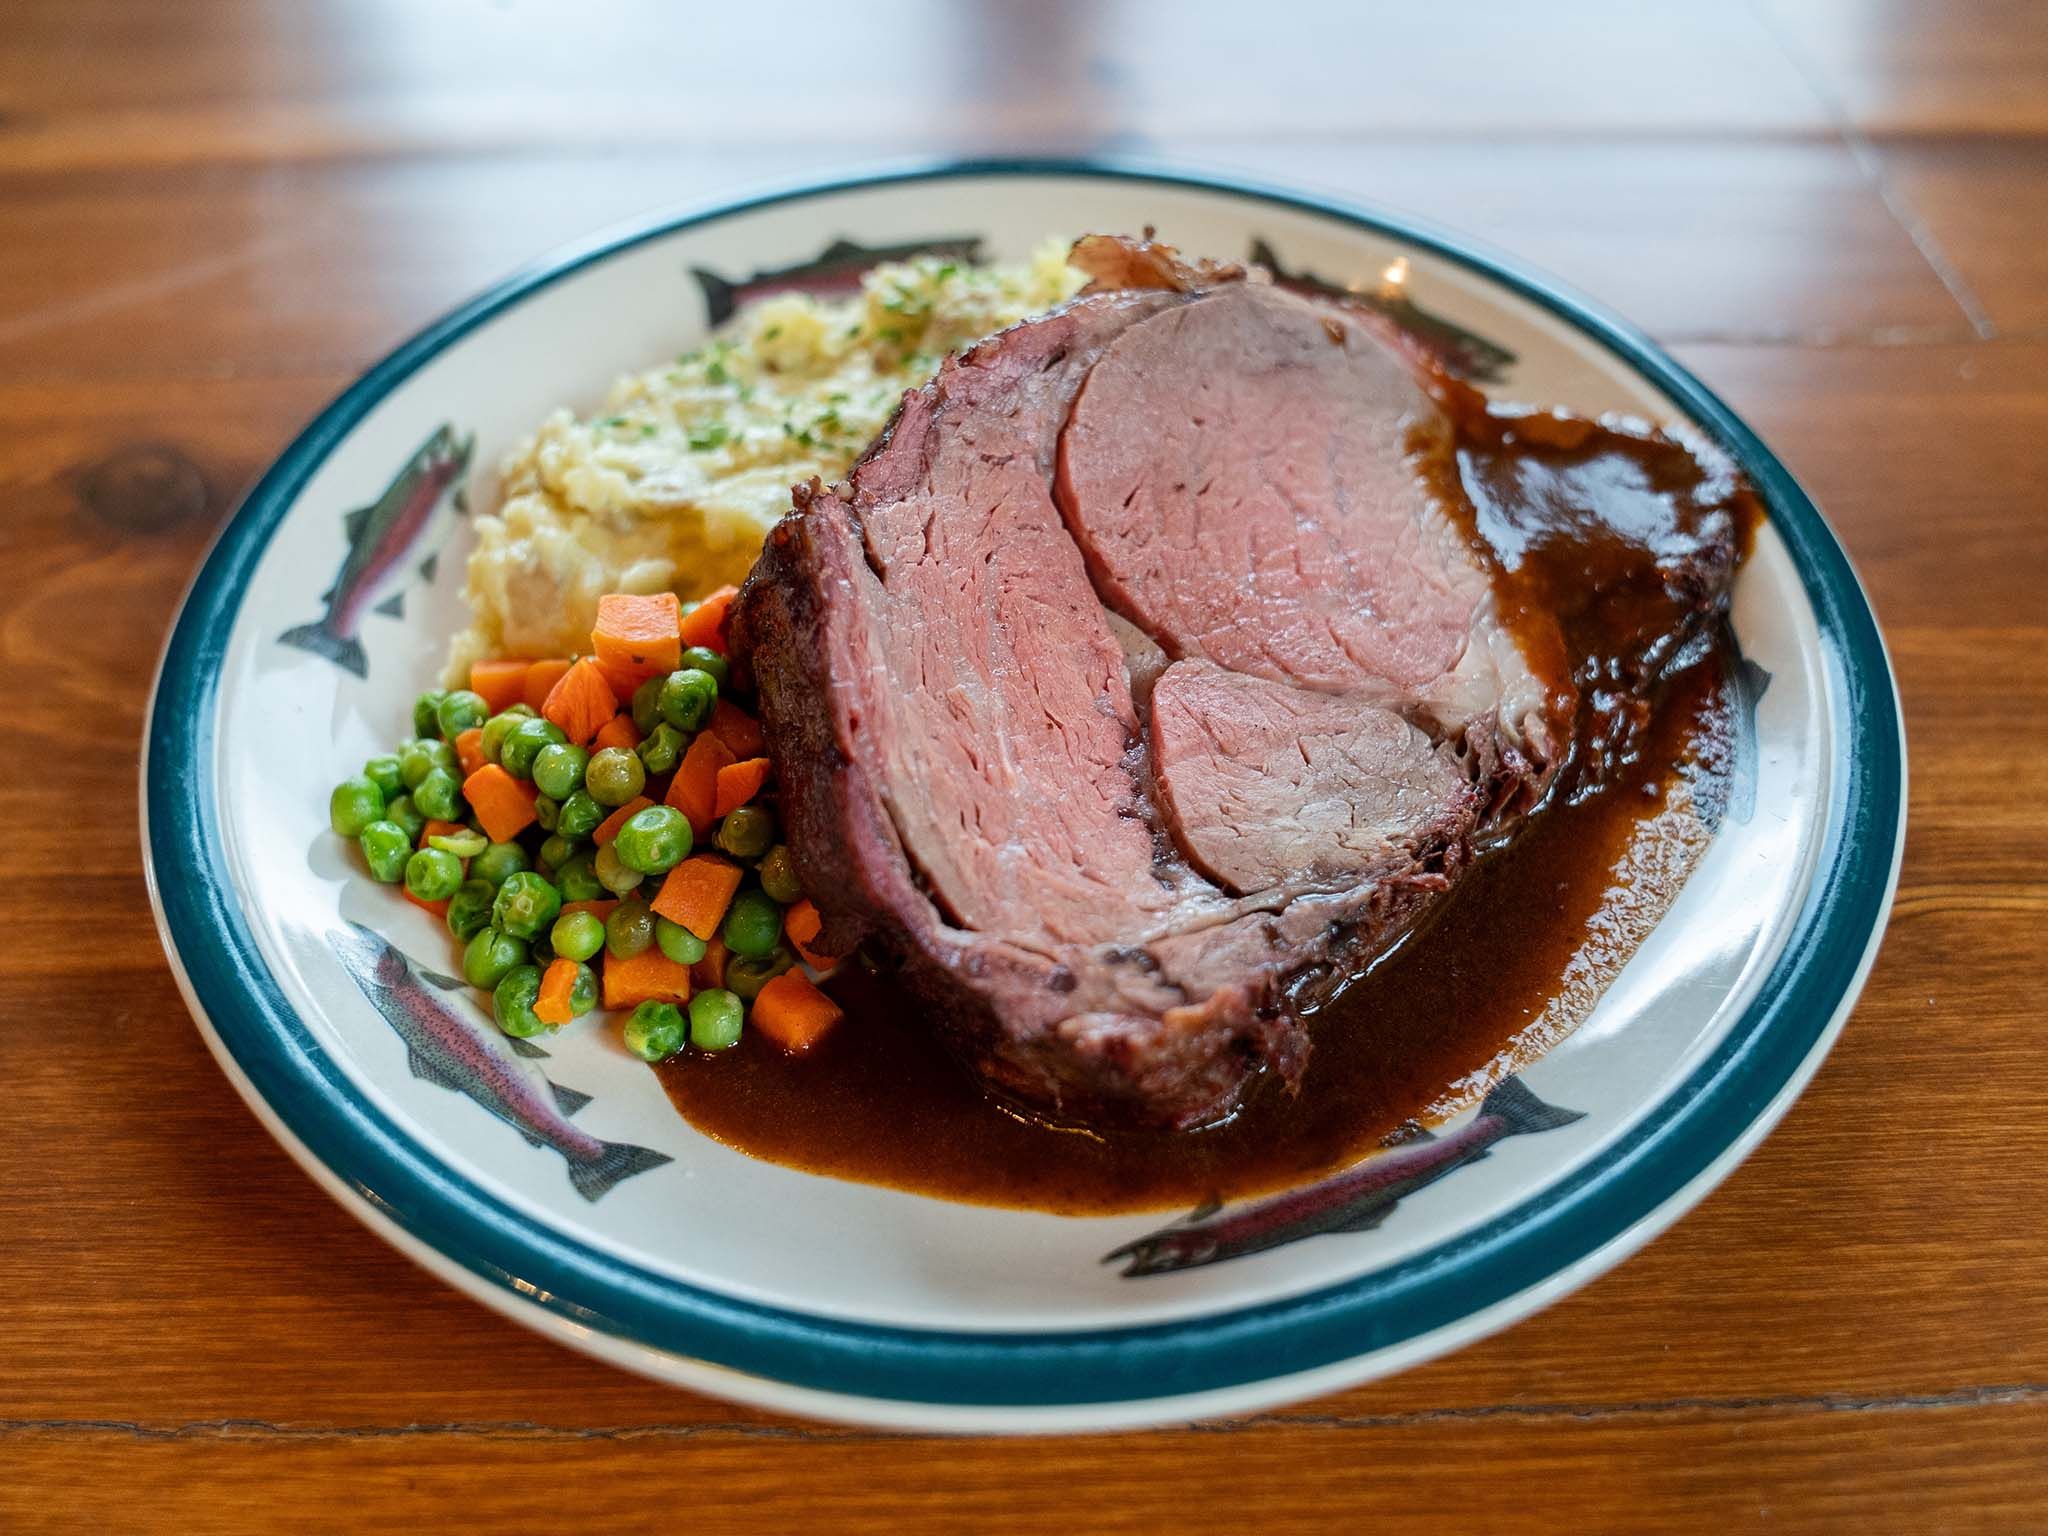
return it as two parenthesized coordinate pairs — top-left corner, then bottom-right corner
(449, 244), (1084, 678)
(329, 587), (842, 1064)
(330, 228), (1755, 1189)
(732, 234), (1750, 1130)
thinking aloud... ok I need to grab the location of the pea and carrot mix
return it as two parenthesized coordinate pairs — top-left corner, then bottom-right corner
(327, 586), (843, 1061)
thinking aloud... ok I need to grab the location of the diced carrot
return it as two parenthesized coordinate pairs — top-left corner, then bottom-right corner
(678, 584), (739, 655)
(533, 958), (580, 1027)
(418, 818), (466, 849)
(592, 713), (641, 754)
(542, 657), (619, 747)
(713, 756), (771, 819)
(692, 935), (727, 991)
(706, 698), (765, 759)
(751, 970), (843, 1053)
(650, 854), (744, 941)
(462, 763), (539, 842)
(591, 592), (682, 695)
(469, 658), (531, 715)
(559, 898), (619, 923)
(592, 795), (653, 846)
(402, 887), (450, 920)
(454, 726), (487, 779)
(522, 657), (574, 713)
(782, 898), (837, 971)
(665, 730), (735, 836)
(602, 945), (692, 1010)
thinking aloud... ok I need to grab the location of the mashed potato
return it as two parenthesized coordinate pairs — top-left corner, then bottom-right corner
(451, 241), (1084, 677)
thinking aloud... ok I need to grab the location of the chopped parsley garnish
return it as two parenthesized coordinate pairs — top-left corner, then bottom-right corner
(687, 424), (730, 452)
(704, 358), (729, 385)
(761, 324), (782, 341)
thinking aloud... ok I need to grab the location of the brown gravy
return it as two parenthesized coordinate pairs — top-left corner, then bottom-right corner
(657, 403), (1760, 1215)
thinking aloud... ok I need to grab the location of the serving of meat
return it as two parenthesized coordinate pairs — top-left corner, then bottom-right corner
(732, 236), (1748, 1130)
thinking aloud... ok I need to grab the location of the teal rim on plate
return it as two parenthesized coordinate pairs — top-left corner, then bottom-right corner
(144, 158), (1904, 1409)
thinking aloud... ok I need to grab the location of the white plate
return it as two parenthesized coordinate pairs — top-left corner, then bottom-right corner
(144, 160), (1904, 1432)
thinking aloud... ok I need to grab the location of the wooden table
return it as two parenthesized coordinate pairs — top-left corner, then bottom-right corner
(6, 2), (2044, 1528)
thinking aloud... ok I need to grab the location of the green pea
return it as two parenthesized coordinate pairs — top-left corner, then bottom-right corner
(630, 676), (666, 736)
(469, 839), (529, 887)
(614, 805), (691, 875)
(606, 897), (656, 959)
(556, 789), (604, 839)
(553, 851), (603, 903)
(479, 706), (535, 764)
(657, 667), (718, 732)
(636, 722), (684, 775)
(572, 962), (601, 1015)
(383, 793), (426, 844)
(757, 844), (803, 906)
(550, 910), (606, 963)
(398, 739), (437, 790)
(491, 870), (562, 940)
(492, 964), (546, 1038)
(529, 741), (587, 801)
(500, 716), (566, 779)
(533, 793), (561, 832)
(362, 754), (404, 799)
(329, 774), (386, 837)
(655, 916), (708, 966)
(537, 833), (580, 872)
(403, 847), (463, 903)
(623, 1000), (686, 1062)
(413, 689), (449, 739)
(721, 889), (783, 958)
(714, 804), (775, 861)
(585, 747), (646, 807)
(680, 646), (730, 691)
(689, 988), (745, 1051)
(445, 879), (497, 941)
(358, 820), (412, 883)
(723, 947), (794, 1003)
(593, 840), (643, 895)
(427, 827), (488, 859)
(436, 689), (490, 738)
(413, 767), (464, 822)
(464, 925), (529, 990)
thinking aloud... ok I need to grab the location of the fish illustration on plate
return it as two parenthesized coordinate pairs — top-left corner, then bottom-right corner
(1104, 1076), (1584, 1277)
(279, 423), (474, 677)
(331, 923), (671, 1202)
(1249, 238), (1518, 385)
(692, 235), (985, 326)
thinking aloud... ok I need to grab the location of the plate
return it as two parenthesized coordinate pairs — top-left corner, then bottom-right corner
(143, 159), (1904, 1432)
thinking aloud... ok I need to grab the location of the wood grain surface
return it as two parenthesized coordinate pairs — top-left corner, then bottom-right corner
(3, 2), (2044, 1529)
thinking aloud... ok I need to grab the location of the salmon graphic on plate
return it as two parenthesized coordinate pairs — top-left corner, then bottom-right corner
(330, 923), (670, 1202)
(279, 423), (473, 677)
(1105, 1077), (1585, 1276)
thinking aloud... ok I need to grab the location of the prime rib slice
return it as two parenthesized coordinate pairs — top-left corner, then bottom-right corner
(733, 237), (1741, 1129)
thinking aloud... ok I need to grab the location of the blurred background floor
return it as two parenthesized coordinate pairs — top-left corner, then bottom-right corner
(2, 2), (2044, 1530)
